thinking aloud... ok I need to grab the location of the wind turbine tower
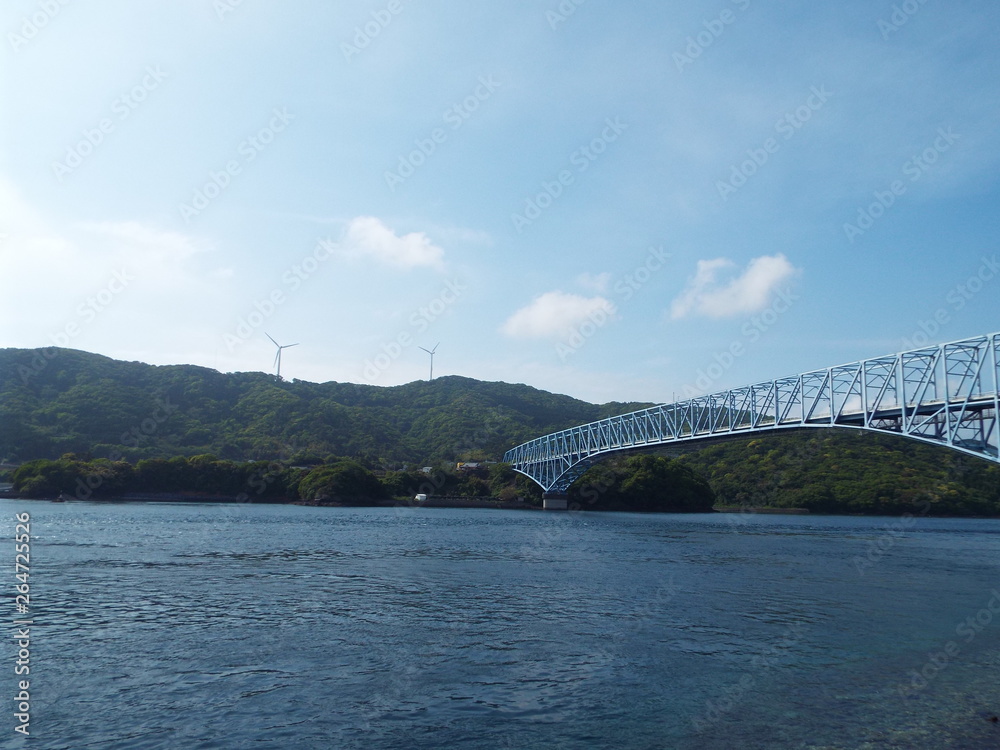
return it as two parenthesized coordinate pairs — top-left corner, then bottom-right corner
(419, 343), (439, 381)
(266, 333), (299, 381)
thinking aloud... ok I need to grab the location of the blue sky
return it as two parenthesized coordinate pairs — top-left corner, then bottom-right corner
(2, 0), (999, 403)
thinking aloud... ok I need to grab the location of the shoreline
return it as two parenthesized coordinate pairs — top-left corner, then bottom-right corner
(4, 492), (1000, 519)
(297, 496), (542, 511)
(713, 506), (810, 514)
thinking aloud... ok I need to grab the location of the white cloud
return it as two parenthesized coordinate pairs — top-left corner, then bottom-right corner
(670, 253), (798, 319)
(501, 291), (615, 339)
(340, 216), (445, 270)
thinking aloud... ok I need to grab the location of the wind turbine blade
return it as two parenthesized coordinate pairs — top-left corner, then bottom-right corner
(265, 332), (279, 347)
(431, 342), (440, 353)
(273, 351), (280, 368)
(419, 347), (431, 355)
(285, 343), (299, 349)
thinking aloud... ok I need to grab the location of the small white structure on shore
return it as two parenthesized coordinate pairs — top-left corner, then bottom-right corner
(414, 493), (427, 503)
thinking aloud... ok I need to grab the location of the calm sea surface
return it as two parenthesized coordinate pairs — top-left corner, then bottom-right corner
(1, 500), (999, 749)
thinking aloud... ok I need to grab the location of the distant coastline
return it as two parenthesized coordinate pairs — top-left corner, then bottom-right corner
(300, 496), (542, 511)
(713, 506), (810, 515)
(9, 491), (1000, 518)
(1, 489), (540, 511)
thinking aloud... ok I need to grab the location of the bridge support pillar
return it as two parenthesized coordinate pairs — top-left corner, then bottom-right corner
(542, 492), (569, 510)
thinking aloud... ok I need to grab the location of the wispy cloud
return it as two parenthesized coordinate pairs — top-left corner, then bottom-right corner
(0, 181), (233, 358)
(81, 221), (207, 256)
(501, 291), (615, 339)
(576, 272), (612, 293)
(670, 253), (799, 319)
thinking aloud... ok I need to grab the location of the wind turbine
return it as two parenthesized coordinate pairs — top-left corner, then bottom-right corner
(419, 343), (439, 381)
(266, 333), (299, 381)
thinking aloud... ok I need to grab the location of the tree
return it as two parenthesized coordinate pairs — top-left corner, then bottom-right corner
(297, 461), (387, 503)
(618, 455), (715, 512)
(569, 455), (715, 512)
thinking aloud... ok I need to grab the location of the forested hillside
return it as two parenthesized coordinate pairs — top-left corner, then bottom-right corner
(0, 347), (648, 466)
(674, 430), (1000, 516)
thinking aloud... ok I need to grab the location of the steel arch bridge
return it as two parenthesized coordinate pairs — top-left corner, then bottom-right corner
(503, 332), (1000, 496)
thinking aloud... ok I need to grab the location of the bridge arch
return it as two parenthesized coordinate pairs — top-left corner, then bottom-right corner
(503, 332), (1000, 494)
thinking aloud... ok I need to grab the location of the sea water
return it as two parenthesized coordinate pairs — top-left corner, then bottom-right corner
(1, 500), (998, 749)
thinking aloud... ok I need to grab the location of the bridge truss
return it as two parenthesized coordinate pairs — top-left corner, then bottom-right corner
(503, 332), (1000, 493)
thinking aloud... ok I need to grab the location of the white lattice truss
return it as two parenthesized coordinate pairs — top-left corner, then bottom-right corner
(504, 332), (1000, 493)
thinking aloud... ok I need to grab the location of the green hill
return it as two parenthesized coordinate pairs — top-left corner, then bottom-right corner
(672, 430), (1000, 517)
(0, 347), (649, 466)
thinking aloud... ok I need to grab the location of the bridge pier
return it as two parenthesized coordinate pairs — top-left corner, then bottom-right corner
(542, 492), (569, 510)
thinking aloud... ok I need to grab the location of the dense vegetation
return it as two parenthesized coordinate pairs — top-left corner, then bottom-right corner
(0, 347), (648, 466)
(7, 454), (545, 506)
(570, 454), (716, 512)
(7, 452), (715, 512)
(674, 430), (1000, 517)
(2, 347), (999, 515)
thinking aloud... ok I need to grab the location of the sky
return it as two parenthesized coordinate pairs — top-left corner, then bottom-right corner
(2, 0), (999, 404)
